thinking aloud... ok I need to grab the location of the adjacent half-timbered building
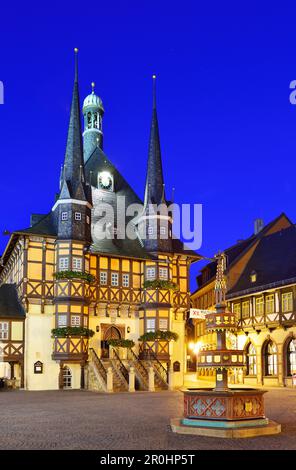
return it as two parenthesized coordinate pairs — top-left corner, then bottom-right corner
(191, 214), (296, 387)
(0, 52), (199, 391)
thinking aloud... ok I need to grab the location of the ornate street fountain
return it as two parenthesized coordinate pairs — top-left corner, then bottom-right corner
(171, 253), (281, 438)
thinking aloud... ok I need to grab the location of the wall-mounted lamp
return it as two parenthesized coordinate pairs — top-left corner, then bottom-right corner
(127, 327), (131, 334)
(96, 325), (100, 333)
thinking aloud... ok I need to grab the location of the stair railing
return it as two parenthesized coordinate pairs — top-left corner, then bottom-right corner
(112, 348), (129, 385)
(89, 348), (107, 382)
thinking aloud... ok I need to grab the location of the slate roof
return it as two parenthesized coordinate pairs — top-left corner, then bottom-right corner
(0, 284), (25, 318)
(227, 225), (296, 297)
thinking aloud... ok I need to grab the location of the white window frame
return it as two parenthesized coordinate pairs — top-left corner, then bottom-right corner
(57, 315), (67, 327)
(122, 273), (129, 288)
(75, 212), (82, 221)
(111, 272), (119, 286)
(71, 315), (81, 327)
(59, 257), (69, 271)
(61, 212), (68, 221)
(265, 294), (275, 314)
(100, 271), (107, 285)
(148, 226), (154, 235)
(159, 267), (168, 280)
(146, 267), (156, 280)
(282, 292), (293, 312)
(255, 297), (264, 315)
(159, 318), (168, 331)
(242, 301), (250, 318)
(146, 318), (156, 333)
(0, 321), (9, 340)
(72, 257), (82, 272)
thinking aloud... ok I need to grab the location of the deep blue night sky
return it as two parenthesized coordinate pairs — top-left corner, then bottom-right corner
(0, 1), (296, 289)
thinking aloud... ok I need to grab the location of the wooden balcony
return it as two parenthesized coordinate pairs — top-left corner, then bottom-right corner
(52, 336), (88, 361)
(54, 279), (91, 302)
(0, 340), (24, 361)
(138, 340), (170, 361)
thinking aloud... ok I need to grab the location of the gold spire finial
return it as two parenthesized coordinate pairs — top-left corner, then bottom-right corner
(152, 74), (156, 79)
(74, 47), (79, 53)
(91, 82), (95, 93)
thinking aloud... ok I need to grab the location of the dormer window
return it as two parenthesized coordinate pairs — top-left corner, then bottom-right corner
(98, 171), (113, 191)
(250, 271), (257, 283)
(75, 212), (82, 221)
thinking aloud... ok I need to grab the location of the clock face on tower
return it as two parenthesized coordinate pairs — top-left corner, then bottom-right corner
(98, 171), (113, 191)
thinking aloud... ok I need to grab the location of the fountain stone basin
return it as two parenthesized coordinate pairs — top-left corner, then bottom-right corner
(182, 388), (267, 422)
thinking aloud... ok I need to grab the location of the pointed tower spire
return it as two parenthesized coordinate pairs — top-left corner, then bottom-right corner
(62, 48), (85, 195)
(144, 75), (166, 207)
(214, 252), (227, 306)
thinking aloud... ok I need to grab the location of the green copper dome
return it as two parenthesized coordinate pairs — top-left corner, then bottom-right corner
(82, 82), (104, 112)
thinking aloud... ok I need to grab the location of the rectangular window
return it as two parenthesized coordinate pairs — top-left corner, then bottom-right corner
(61, 212), (68, 221)
(255, 297), (264, 315)
(71, 315), (81, 326)
(122, 273), (129, 287)
(265, 294), (275, 314)
(83, 316), (88, 327)
(75, 212), (82, 221)
(146, 318), (156, 333)
(0, 322), (9, 340)
(242, 301), (250, 319)
(111, 272), (119, 286)
(159, 318), (168, 331)
(146, 267), (156, 280)
(72, 257), (82, 272)
(159, 267), (168, 280)
(59, 257), (69, 271)
(57, 315), (67, 327)
(148, 226), (153, 235)
(282, 292), (293, 312)
(160, 227), (166, 235)
(233, 303), (241, 317)
(100, 271), (107, 285)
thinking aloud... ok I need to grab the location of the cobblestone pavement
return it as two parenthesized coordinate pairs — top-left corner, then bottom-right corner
(0, 388), (296, 450)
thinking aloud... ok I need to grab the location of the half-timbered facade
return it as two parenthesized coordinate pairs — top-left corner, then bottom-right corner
(0, 52), (198, 391)
(191, 215), (296, 387)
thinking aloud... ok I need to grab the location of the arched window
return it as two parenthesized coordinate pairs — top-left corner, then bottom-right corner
(287, 339), (296, 376)
(246, 343), (257, 375)
(93, 112), (98, 129)
(87, 112), (92, 129)
(62, 366), (72, 389)
(263, 341), (278, 376)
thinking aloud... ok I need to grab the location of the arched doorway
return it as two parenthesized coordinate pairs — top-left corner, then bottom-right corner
(62, 366), (72, 389)
(101, 326), (121, 358)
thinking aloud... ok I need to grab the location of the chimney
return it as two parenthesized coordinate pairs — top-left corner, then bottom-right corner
(254, 218), (264, 235)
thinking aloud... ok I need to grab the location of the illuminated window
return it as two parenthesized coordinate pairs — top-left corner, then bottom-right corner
(246, 343), (257, 375)
(61, 212), (68, 221)
(159, 267), (168, 280)
(59, 257), (69, 271)
(122, 273), (129, 287)
(263, 341), (278, 376)
(58, 315), (67, 327)
(75, 212), (82, 221)
(146, 318), (156, 332)
(72, 257), (82, 272)
(71, 315), (81, 326)
(282, 292), (293, 312)
(255, 297), (264, 315)
(250, 271), (257, 283)
(100, 272), (107, 285)
(83, 316), (88, 327)
(287, 339), (296, 376)
(233, 303), (241, 317)
(242, 301), (250, 319)
(111, 272), (119, 286)
(159, 318), (168, 331)
(265, 294), (275, 314)
(146, 267), (156, 280)
(0, 322), (9, 340)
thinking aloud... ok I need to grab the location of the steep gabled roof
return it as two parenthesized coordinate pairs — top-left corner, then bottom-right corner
(227, 225), (296, 297)
(0, 284), (25, 318)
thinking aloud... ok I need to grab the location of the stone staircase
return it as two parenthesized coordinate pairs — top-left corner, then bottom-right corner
(88, 348), (168, 393)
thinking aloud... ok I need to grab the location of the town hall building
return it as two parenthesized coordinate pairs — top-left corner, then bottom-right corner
(0, 51), (199, 391)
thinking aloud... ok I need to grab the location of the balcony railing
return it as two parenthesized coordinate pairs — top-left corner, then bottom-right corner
(52, 336), (88, 361)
